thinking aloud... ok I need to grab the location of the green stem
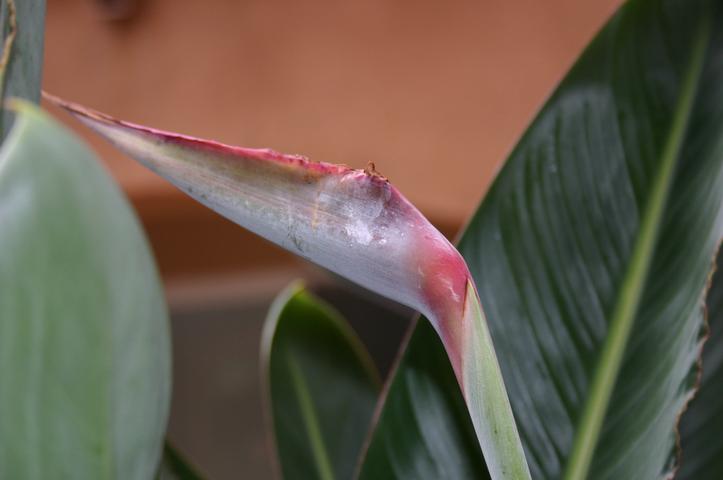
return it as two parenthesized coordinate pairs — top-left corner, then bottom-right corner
(0, 0), (17, 97)
(463, 281), (532, 480)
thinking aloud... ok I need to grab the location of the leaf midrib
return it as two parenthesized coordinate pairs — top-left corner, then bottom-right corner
(286, 351), (335, 480)
(562, 12), (712, 480)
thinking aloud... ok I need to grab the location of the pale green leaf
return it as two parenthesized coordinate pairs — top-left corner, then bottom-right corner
(0, 103), (171, 479)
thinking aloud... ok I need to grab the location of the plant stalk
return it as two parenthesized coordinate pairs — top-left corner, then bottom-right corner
(0, 0), (16, 97)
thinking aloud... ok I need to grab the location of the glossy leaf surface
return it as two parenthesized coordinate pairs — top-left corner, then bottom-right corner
(0, 104), (171, 479)
(678, 250), (723, 479)
(357, 320), (488, 480)
(361, 0), (723, 478)
(262, 283), (381, 480)
(0, 0), (45, 138)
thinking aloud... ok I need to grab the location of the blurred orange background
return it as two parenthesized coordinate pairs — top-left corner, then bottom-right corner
(42, 1), (620, 477)
(43, 0), (619, 281)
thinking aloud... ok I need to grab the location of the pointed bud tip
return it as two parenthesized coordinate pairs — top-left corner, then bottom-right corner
(43, 92), (398, 181)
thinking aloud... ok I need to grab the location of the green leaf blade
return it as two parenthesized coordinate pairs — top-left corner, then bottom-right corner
(562, 9), (713, 478)
(358, 320), (488, 480)
(0, 103), (171, 479)
(458, 1), (723, 478)
(262, 283), (381, 480)
(678, 250), (723, 479)
(360, 0), (723, 478)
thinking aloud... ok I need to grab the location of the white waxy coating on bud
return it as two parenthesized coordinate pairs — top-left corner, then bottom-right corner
(47, 94), (531, 480)
(66, 104), (469, 350)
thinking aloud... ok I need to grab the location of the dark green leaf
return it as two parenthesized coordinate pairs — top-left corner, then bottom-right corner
(679, 250), (723, 479)
(262, 283), (381, 480)
(0, 103), (171, 479)
(157, 443), (206, 480)
(360, 0), (723, 478)
(357, 320), (488, 480)
(0, 0), (45, 139)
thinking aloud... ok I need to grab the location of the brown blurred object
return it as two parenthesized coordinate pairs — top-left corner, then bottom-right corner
(43, 0), (621, 281)
(94, 0), (141, 21)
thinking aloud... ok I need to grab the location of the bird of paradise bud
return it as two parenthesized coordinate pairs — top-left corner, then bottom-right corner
(45, 93), (531, 480)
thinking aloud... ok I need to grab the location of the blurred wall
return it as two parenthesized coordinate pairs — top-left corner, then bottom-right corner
(43, 0), (620, 280)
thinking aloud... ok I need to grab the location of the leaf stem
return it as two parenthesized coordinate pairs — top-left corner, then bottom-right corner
(462, 281), (532, 480)
(0, 0), (17, 97)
